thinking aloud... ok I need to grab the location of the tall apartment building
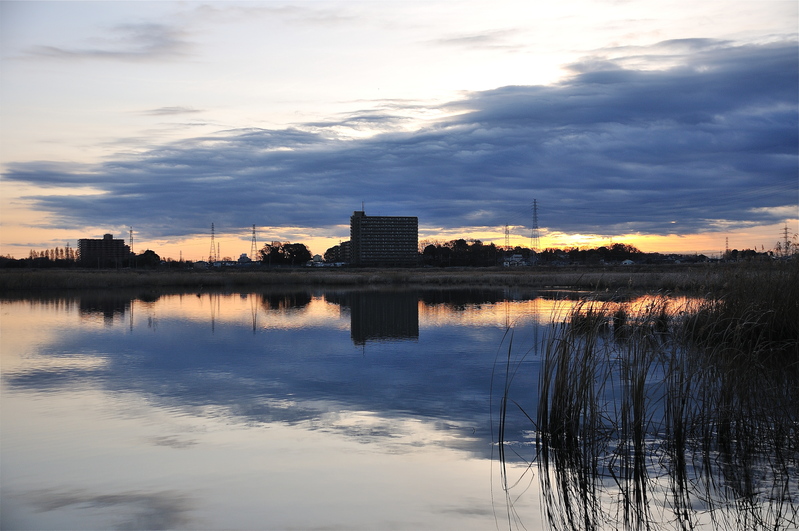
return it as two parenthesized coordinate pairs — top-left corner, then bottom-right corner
(78, 233), (131, 267)
(349, 211), (418, 266)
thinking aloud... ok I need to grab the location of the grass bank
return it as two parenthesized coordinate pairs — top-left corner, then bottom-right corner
(1, 262), (785, 292)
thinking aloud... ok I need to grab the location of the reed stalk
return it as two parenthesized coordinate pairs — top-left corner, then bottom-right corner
(498, 262), (799, 530)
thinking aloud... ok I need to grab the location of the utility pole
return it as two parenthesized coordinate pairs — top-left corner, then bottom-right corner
(250, 225), (258, 262)
(783, 224), (790, 257)
(504, 224), (510, 252)
(129, 227), (135, 268)
(530, 199), (540, 252)
(209, 223), (216, 263)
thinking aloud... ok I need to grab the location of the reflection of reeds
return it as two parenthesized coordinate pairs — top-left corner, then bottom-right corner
(499, 263), (799, 530)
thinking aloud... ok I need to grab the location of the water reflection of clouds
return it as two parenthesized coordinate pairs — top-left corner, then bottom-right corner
(4, 294), (528, 450)
(148, 435), (199, 449)
(1, 290), (555, 457)
(7, 289), (790, 530)
(0, 300), (75, 363)
(13, 489), (194, 531)
(1, 389), (511, 529)
(302, 410), (482, 455)
(0, 290), (569, 529)
(5, 365), (107, 392)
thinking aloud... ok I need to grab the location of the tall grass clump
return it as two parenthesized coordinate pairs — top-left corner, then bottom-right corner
(0, 262), (751, 292)
(685, 261), (799, 363)
(499, 262), (799, 530)
(535, 297), (676, 531)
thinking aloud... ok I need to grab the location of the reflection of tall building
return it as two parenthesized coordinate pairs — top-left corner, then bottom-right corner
(78, 233), (131, 267)
(349, 291), (419, 345)
(350, 211), (418, 266)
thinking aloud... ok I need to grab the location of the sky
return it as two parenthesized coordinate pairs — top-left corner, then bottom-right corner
(1, 0), (797, 260)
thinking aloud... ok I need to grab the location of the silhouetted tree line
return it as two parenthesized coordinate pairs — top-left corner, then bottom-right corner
(421, 239), (502, 267)
(538, 243), (644, 264)
(323, 244), (346, 263)
(259, 242), (312, 266)
(722, 248), (772, 262)
(0, 246), (79, 268)
(0, 248), (162, 269)
(418, 240), (646, 267)
(3, 236), (791, 270)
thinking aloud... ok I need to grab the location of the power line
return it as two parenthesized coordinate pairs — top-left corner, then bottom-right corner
(530, 199), (540, 252)
(209, 223), (216, 263)
(782, 224), (790, 257)
(250, 225), (258, 262)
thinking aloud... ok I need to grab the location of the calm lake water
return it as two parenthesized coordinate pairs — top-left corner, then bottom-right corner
(2, 288), (795, 531)
(1, 288), (561, 530)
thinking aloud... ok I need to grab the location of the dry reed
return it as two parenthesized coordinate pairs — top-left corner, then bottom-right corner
(498, 262), (799, 530)
(0, 262), (770, 293)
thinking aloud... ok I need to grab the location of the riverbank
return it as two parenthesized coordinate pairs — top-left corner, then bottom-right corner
(0, 262), (789, 293)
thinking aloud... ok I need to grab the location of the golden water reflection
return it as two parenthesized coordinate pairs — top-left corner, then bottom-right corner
(62, 288), (635, 337)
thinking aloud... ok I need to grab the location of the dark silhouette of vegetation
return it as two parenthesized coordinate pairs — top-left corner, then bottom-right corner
(417, 240), (648, 266)
(258, 242), (312, 266)
(2, 236), (789, 271)
(686, 261), (799, 362)
(0, 246), (165, 269)
(537, 242), (645, 264)
(496, 261), (799, 530)
(0, 247), (79, 269)
(324, 243), (347, 263)
(723, 247), (773, 262)
(261, 291), (313, 311)
(134, 249), (161, 269)
(420, 239), (502, 266)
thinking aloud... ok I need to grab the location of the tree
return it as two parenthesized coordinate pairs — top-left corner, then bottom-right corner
(259, 241), (312, 265)
(282, 243), (311, 265)
(259, 242), (282, 265)
(324, 245), (342, 263)
(137, 249), (161, 268)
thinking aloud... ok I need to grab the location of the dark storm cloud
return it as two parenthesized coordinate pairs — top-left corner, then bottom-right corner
(4, 39), (796, 241)
(4, 161), (98, 185)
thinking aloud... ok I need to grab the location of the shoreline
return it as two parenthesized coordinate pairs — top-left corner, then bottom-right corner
(0, 263), (766, 293)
